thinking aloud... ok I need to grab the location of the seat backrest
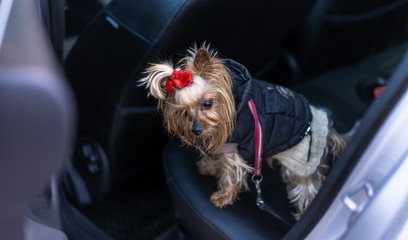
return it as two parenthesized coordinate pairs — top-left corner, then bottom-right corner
(106, 0), (317, 76)
(292, 0), (408, 79)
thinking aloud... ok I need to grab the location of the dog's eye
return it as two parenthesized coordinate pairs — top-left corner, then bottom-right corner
(202, 100), (213, 110)
(184, 111), (188, 117)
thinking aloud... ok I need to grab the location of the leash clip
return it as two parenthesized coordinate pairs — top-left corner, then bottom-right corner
(252, 175), (265, 210)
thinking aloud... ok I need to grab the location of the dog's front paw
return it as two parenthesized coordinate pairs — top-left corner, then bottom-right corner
(210, 191), (235, 208)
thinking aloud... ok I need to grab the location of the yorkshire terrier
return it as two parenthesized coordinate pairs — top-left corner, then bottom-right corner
(139, 44), (347, 219)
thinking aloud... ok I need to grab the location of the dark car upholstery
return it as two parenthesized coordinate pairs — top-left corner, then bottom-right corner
(163, 138), (295, 240)
(292, 0), (408, 79)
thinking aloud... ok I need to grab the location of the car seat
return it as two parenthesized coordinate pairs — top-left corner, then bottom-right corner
(63, 0), (318, 238)
(64, 0), (317, 199)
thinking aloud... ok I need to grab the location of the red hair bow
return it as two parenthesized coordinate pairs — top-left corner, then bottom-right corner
(166, 70), (193, 94)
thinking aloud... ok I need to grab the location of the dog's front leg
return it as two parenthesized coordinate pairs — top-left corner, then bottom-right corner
(210, 152), (252, 208)
(197, 155), (221, 177)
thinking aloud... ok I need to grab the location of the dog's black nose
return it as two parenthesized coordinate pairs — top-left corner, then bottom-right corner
(192, 117), (203, 135)
(192, 128), (202, 135)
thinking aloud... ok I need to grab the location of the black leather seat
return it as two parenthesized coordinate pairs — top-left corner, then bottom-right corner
(65, 0), (318, 238)
(64, 0), (317, 196)
(163, 139), (295, 240)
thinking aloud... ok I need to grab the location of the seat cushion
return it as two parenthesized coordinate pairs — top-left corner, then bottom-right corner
(163, 138), (295, 240)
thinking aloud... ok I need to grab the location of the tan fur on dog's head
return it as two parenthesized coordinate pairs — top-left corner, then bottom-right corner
(139, 44), (236, 154)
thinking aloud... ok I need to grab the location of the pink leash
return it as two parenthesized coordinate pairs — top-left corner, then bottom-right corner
(247, 99), (265, 209)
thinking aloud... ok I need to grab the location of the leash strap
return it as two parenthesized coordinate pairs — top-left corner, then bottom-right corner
(247, 99), (263, 176)
(247, 99), (265, 209)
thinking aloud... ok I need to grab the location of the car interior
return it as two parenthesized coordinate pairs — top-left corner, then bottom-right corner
(2, 0), (408, 239)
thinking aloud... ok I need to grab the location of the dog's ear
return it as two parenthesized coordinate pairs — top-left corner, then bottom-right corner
(138, 63), (173, 100)
(193, 46), (212, 72)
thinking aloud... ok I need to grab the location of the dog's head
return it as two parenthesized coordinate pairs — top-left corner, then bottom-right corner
(139, 44), (235, 154)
